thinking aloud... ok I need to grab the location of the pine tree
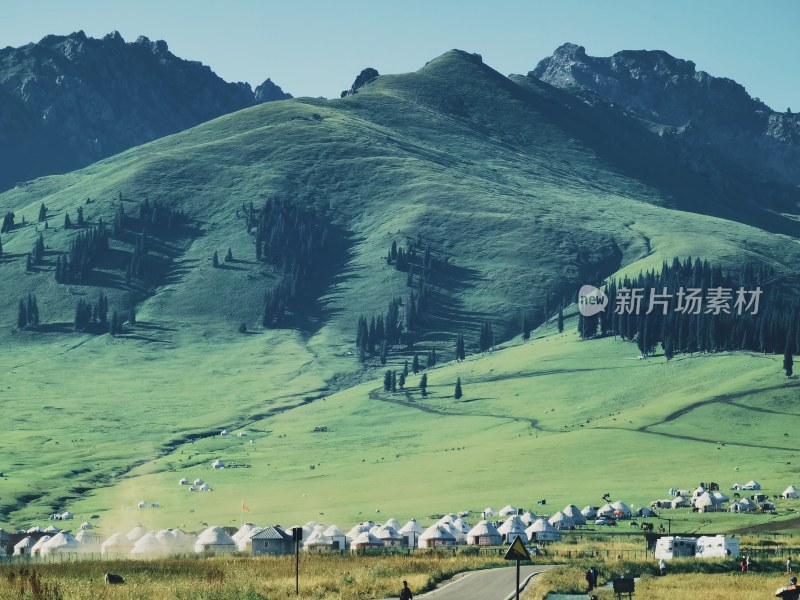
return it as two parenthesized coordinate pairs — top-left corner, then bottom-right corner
(25, 253), (32, 271)
(412, 353), (420, 374)
(455, 334), (465, 361)
(383, 370), (392, 392)
(225, 247), (233, 262)
(420, 373), (428, 397)
(403, 360), (409, 378)
(454, 377), (463, 400)
(76, 206), (84, 226)
(398, 372), (406, 389)
(38, 203), (47, 222)
(557, 307), (564, 333)
(128, 305), (136, 325)
(390, 371), (397, 393)
(64, 213), (72, 229)
(27, 294), (39, 325)
(0, 234), (3, 257)
(17, 300), (27, 329)
(785, 337), (794, 378)
(522, 312), (531, 341)
(212, 251), (219, 268)
(379, 340), (388, 365)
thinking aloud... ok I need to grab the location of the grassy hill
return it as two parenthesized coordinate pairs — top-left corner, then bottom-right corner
(0, 49), (798, 530)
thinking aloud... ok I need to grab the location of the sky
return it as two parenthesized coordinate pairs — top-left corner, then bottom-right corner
(2, 0), (798, 111)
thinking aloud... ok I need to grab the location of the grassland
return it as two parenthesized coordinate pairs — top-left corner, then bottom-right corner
(0, 50), (798, 543)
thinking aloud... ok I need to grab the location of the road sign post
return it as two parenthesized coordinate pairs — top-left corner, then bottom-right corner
(292, 527), (303, 595)
(504, 537), (532, 600)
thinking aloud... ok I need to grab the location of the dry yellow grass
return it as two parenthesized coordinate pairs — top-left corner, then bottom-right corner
(0, 552), (506, 600)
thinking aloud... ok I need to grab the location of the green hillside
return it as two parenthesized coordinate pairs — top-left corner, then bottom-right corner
(0, 50), (798, 529)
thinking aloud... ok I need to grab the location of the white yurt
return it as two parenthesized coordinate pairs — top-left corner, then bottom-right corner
(596, 503), (615, 517)
(452, 518), (472, 538)
(79, 521), (94, 530)
(346, 521), (374, 541)
(323, 526), (348, 550)
(783, 486), (800, 499)
(41, 532), (80, 556)
(137, 501), (147, 509)
(193, 479), (204, 486)
(179, 478), (188, 486)
(498, 516), (528, 544)
(398, 519), (423, 548)
(580, 506), (598, 519)
(194, 526), (236, 554)
(482, 506), (497, 518)
(31, 535), (52, 556)
(13, 536), (36, 556)
(695, 491), (724, 512)
(466, 520), (502, 546)
(692, 486), (706, 498)
(101, 533), (133, 555)
(131, 532), (166, 556)
(562, 505), (587, 526)
(27, 526), (43, 534)
(384, 518), (401, 531)
(127, 525), (148, 542)
(374, 525), (403, 547)
(212, 459), (225, 469)
(44, 525), (61, 534)
(728, 498), (757, 513)
(351, 531), (384, 550)
(499, 505), (518, 516)
(233, 523), (259, 546)
(418, 524), (458, 548)
(75, 529), (99, 551)
(549, 511), (576, 530)
(304, 530), (332, 551)
(526, 518), (562, 542)
(743, 480), (761, 490)
(610, 501), (632, 518)
(712, 491), (730, 503)
(671, 496), (690, 509)
(520, 511), (540, 526)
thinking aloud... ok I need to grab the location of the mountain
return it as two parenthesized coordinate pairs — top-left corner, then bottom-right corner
(530, 43), (800, 203)
(0, 49), (799, 525)
(0, 30), (291, 192)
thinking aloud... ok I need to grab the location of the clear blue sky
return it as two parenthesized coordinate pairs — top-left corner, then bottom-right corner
(3, 0), (798, 110)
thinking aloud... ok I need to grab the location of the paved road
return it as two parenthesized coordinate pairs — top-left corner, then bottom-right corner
(416, 565), (553, 600)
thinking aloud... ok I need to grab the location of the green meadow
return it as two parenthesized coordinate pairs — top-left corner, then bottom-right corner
(0, 50), (798, 538)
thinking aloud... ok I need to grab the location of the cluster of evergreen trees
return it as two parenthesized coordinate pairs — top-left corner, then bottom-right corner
(74, 293), (111, 332)
(138, 197), (184, 228)
(580, 257), (799, 361)
(381, 363), (431, 397)
(478, 321), (495, 352)
(54, 224), (110, 284)
(17, 294), (40, 329)
(355, 297), (404, 363)
(244, 199), (330, 327)
(29, 234), (45, 266)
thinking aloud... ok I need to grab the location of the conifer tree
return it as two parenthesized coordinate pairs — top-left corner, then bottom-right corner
(785, 337), (794, 378)
(383, 370), (392, 392)
(76, 206), (84, 226)
(0, 234), (3, 257)
(128, 305), (136, 325)
(225, 247), (233, 262)
(454, 377), (463, 400)
(212, 251), (219, 268)
(379, 340), (388, 365)
(522, 312), (531, 341)
(412, 353), (420, 374)
(64, 213), (72, 229)
(403, 360), (409, 378)
(398, 372), (406, 389)
(17, 300), (27, 329)
(557, 307), (564, 333)
(420, 373), (428, 397)
(455, 334), (466, 361)
(390, 371), (397, 392)
(25, 253), (32, 271)
(38, 203), (47, 222)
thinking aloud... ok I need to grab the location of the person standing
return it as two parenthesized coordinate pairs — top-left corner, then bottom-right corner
(747, 555), (752, 572)
(788, 556), (793, 574)
(659, 558), (667, 576)
(741, 557), (747, 573)
(400, 580), (413, 600)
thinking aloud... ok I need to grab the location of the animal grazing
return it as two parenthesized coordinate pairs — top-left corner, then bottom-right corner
(104, 573), (125, 585)
(640, 522), (654, 531)
(629, 521), (638, 528)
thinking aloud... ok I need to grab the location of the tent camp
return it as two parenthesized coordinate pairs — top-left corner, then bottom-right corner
(418, 524), (457, 548)
(384, 518), (401, 531)
(194, 526), (236, 554)
(783, 486), (800, 499)
(233, 523), (259, 550)
(581, 506), (598, 519)
(695, 491), (725, 512)
(323, 526), (347, 550)
(304, 530), (333, 551)
(742, 481), (761, 490)
(610, 501), (632, 518)
(525, 518), (562, 542)
(482, 507), (497, 518)
(466, 521), (502, 546)
(31, 535), (52, 556)
(520, 511), (540, 525)
(75, 529), (99, 551)
(728, 498), (757, 513)
(212, 459), (225, 469)
(127, 525), (148, 542)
